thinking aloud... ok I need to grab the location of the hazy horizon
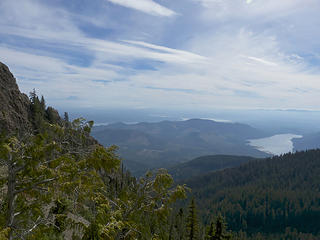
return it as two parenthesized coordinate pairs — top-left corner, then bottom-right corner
(59, 107), (320, 135)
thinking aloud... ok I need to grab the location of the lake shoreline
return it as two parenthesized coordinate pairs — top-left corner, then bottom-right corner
(248, 134), (303, 156)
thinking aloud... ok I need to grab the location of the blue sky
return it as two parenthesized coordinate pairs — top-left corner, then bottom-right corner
(1, 0), (320, 111)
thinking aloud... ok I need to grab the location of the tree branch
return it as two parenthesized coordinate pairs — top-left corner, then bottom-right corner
(14, 178), (56, 195)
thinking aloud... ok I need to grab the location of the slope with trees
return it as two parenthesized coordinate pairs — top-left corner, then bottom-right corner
(168, 155), (258, 181)
(184, 150), (320, 239)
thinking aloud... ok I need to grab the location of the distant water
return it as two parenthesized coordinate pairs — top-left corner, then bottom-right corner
(248, 134), (302, 155)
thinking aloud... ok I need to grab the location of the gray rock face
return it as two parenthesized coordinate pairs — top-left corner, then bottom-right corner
(0, 62), (31, 133)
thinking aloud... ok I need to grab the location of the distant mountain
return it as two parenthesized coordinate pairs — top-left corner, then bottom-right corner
(92, 119), (270, 174)
(184, 150), (320, 239)
(168, 155), (259, 181)
(293, 133), (320, 151)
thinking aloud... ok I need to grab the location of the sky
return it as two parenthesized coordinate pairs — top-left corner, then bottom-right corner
(1, 0), (320, 111)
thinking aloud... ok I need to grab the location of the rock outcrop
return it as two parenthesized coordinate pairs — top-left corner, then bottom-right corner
(0, 62), (98, 147)
(0, 62), (32, 133)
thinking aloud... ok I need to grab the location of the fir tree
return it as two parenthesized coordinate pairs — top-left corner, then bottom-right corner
(64, 112), (69, 123)
(186, 198), (199, 240)
(29, 90), (46, 131)
(207, 215), (232, 240)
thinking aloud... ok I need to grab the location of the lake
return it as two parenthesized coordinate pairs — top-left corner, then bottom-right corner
(248, 134), (303, 155)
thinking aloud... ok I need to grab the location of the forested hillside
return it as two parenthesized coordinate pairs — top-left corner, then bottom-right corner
(169, 155), (258, 181)
(92, 120), (269, 174)
(293, 132), (320, 151)
(184, 150), (320, 239)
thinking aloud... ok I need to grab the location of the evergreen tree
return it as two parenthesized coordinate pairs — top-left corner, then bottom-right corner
(0, 118), (188, 239)
(186, 198), (199, 240)
(64, 112), (69, 123)
(207, 222), (215, 240)
(172, 208), (187, 240)
(40, 95), (46, 111)
(0, 119), (113, 239)
(206, 215), (232, 240)
(29, 90), (46, 131)
(46, 107), (60, 124)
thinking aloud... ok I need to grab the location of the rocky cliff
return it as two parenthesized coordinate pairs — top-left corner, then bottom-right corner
(0, 62), (32, 133)
(0, 62), (97, 146)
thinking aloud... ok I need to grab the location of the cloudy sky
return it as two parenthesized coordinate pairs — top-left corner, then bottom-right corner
(1, 0), (320, 111)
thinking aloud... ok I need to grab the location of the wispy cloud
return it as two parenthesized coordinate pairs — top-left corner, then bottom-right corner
(106, 0), (176, 16)
(193, 0), (319, 22)
(246, 56), (277, 66)
(0, 0), (320, 111)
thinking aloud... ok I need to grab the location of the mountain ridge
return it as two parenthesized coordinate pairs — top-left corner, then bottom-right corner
(168, 154), (259, 181)
(92, 118), (270, 174)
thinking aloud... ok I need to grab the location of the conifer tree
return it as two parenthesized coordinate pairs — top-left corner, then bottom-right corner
(29, 90), (46, 131)
(171, 208), (187, 240)
(186, 198), (199, 240)
(64, 112), (69, 123)
(206, 214), (232, 240)
(40, 95), (46, 111)
(0, 118), (112, 239)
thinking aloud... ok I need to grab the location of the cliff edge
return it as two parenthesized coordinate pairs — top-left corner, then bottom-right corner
(0, 62), (31, 133)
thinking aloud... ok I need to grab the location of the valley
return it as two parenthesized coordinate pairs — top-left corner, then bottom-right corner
(91, 119), (270, 174)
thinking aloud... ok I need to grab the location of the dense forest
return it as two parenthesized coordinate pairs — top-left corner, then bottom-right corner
(184, 151), (320, 239)
(168, 155), (258, 181)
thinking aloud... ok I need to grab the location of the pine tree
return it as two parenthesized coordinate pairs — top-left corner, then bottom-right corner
(207, 214), (232, 240)
(0, 132), (61, 239)
(64, 112), (69, 122)
(40, 95), (46, 111)
(172, 208), (187, 240)
(207, 222), (215, 240)
(29, 90), (46, 131)
(0, 119), (111, 239)
(46, 107), (59, 124)
(186, 198), (199, 240)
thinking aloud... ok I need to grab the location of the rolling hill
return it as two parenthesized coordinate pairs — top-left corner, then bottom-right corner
(168, 155), (259, 181)
(91, 119), (270, 173)
(293, 132), (320, 151)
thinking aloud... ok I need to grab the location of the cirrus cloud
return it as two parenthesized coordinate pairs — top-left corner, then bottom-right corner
(106, 0), (176, 16)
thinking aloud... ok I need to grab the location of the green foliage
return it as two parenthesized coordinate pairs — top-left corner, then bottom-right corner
(169, 155), (258, 181)
(83, 169), (188, 240)
(206, 215), (232, 240)
(185, 150), (320, 239)
(0, 113), (190, 239)
(0, 228), (9, 240)
(169, 208), (187, 240)
(0, 116), (113, 239)
(186, 199), (200, 240)
(29, 89), (47, 131)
